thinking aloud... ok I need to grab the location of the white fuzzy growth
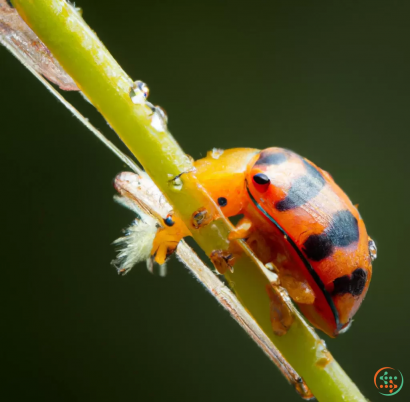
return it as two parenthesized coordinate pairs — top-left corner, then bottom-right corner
(112, 196), (158, 275)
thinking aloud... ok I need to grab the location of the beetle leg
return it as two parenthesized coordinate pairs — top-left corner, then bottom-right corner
(279, 271), (316, 305)
(151, 215), (191, 264)
(228, 217), (254, 240)
(151, 240), (171, 265)
(210, 249), (236, 274)
(266, 284), (294, 336)
(207, 218), (254, 274)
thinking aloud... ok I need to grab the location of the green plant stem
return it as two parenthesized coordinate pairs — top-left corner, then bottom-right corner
(12, 1), (366, 400)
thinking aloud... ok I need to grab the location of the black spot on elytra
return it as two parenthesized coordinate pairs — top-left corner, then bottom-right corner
(6, 0), (14, 7)
(327, 210), (359, 247)
(303, 234), (334, 261)
(218, 197), (228, 207)
(303, 210), (359, 261)
(255, 150), (287, 166)
(332, 268), (367, 296)
(275, 159), (326, 211)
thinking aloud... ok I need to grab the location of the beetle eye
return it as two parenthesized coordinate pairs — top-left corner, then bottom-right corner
(164, 216), (175, 227)
(218, 197), (228, 207)
(253, 173), (270, 186)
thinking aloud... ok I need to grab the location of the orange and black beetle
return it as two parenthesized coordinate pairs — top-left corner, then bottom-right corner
(194, 147), (376, 337)
(115, 147), (376, 338)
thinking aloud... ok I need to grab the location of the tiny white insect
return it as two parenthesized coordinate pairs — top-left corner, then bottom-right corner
(112, 172), (171, 276)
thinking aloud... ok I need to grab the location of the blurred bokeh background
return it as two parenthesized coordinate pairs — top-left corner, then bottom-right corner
(1, 0), (409, 401)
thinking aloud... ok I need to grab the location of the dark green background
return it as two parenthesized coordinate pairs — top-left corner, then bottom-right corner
(1, 1), (408, 401)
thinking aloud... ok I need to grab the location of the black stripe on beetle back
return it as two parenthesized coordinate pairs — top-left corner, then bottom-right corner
(332, 268), (367, 297)
(245, 182), (341, 330)
(303, 233), (334, 261)
(275, 159), (326, 211)
(6, 0), (14, 7)
(303, 210), (359, 261)
(328, 210), (359, 247)
(255, 149), (287, 166)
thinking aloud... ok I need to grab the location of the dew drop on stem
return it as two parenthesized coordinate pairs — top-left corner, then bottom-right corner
(168, 175), (183, 192)
(129, 80), (149, 104)
(151, 106), (168, 132)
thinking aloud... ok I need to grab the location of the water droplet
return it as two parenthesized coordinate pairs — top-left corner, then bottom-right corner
(151, 106), (168, 132)
(129, 80), (149, 104)
(168, 175), (183, 192)
(265, 262), (279, 274)
(210, 148), (224, 159)
(369, 239), (377, 261)
(186, 154), (195, 164)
